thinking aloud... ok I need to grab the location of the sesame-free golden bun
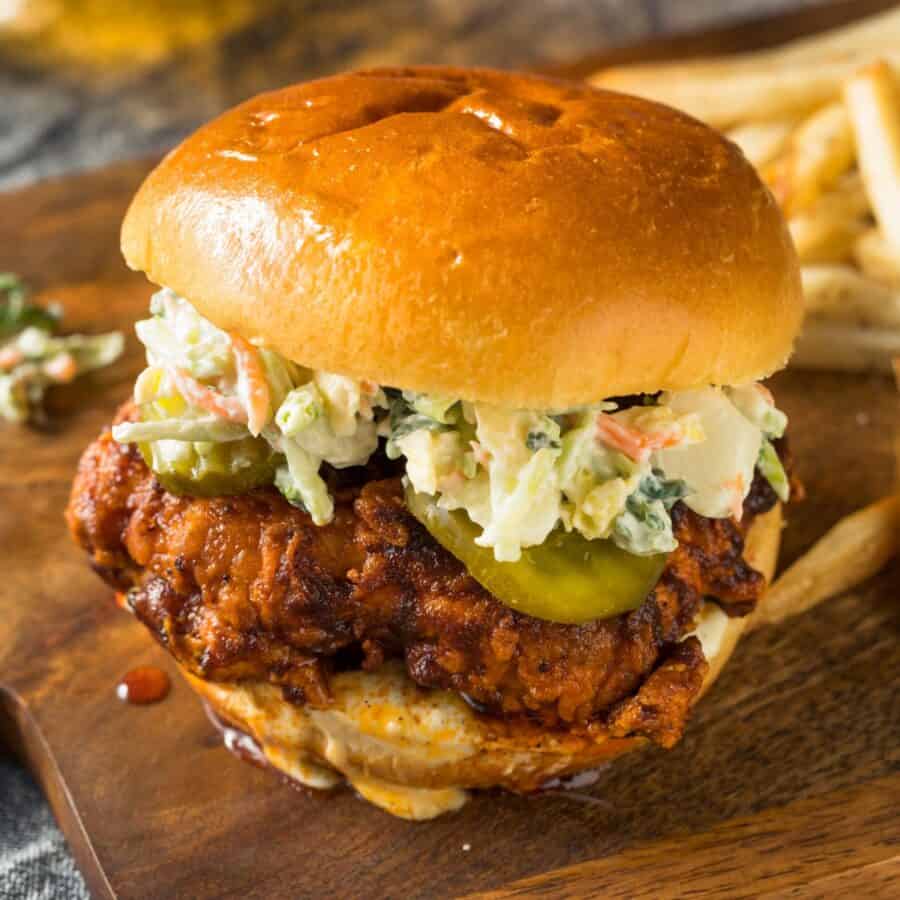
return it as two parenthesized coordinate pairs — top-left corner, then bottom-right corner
(185, 506), (781, 820)
(121, 66), (802, 409)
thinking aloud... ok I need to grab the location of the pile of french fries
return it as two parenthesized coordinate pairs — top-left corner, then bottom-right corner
(593, 8), (900, 373)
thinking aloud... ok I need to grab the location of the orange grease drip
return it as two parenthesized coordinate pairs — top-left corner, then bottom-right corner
(116, 666), (171, 705)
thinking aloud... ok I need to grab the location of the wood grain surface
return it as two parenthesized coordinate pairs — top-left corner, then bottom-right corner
(2, 6), (899, 899)
(478, 774), (900, 898)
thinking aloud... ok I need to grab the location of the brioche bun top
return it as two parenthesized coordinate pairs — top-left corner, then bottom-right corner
(121, 66), (802, 408)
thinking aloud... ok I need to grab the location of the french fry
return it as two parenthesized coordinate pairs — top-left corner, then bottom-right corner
(854, 228), (900, 289)
(750, 494), (899, 630)
(592, 12), (900, 375)
(844, 61), (900, 250)
(773, 8), (900, 62)
(775, 103), (856, 214)
(790, 215), (866, 264)
(801, 264), (900, 326)
(791, 319), (900, 372)
(726, 120), (794, 168)
(789, 174), (870, 263)
(814, 170), (869, 217)
(593, 53), (900, 128)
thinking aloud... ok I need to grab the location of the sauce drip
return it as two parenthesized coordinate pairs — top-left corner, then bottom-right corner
(116, 666), (170, 705)
(203, 704), (326, 796)
(540, 767), (606, 791)
(203, 703), (268, 770)
(537, 766), (613, 809)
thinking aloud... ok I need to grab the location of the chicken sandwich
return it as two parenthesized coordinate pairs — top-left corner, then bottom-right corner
(68, 66), (803, 819)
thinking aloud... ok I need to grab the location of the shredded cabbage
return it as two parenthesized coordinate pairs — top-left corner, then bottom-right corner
(726, 383), (788, 439)
(115, 290), (791, 561)
(114, 290), (380, 519)
(276, 439), (334, 524)
(758, 440), (790, 502)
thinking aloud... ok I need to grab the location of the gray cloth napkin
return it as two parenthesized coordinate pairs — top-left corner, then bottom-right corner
(0, 758), (88, 900)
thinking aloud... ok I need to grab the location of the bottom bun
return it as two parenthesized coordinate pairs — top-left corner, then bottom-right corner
(186, 505), (782, 820)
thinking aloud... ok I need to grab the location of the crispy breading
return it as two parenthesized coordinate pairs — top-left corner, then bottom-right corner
(67, 408), (774, 745)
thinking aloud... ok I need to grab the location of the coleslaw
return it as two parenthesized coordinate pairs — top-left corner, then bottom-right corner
(0, 273), (124, 424)
(114, 290), (791, 560)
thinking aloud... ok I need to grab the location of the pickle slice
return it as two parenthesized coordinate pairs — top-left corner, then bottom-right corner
(139, 439), (277, 498)
(405, 485), (668, 625)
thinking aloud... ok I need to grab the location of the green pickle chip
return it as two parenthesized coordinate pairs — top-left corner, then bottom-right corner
(139, 438), (277, 498)
(405, 484), (668, 625)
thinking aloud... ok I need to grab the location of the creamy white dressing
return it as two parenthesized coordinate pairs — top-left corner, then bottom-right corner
(114, 290), (789, 561)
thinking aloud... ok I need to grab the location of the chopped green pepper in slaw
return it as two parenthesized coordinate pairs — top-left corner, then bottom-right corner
(113, 289), (791, 563)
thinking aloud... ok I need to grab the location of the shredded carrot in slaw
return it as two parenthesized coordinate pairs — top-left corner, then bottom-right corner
(357, 379), (380, 417)
(595, 413), (683, 463)
(230, 332), (271, 436)
(470, 440), (492, 467)
(169, 368), (247, 424)
(0, 346), (24, 370)
(44, 352), (78, 383)
(724, 473), (746, 522)
(168, 334), (270, 434)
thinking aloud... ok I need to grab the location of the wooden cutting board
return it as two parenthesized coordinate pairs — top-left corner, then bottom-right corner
(2, 5), (899, 898)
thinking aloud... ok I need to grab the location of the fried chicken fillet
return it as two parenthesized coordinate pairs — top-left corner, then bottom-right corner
(67, 404), (780, 748)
